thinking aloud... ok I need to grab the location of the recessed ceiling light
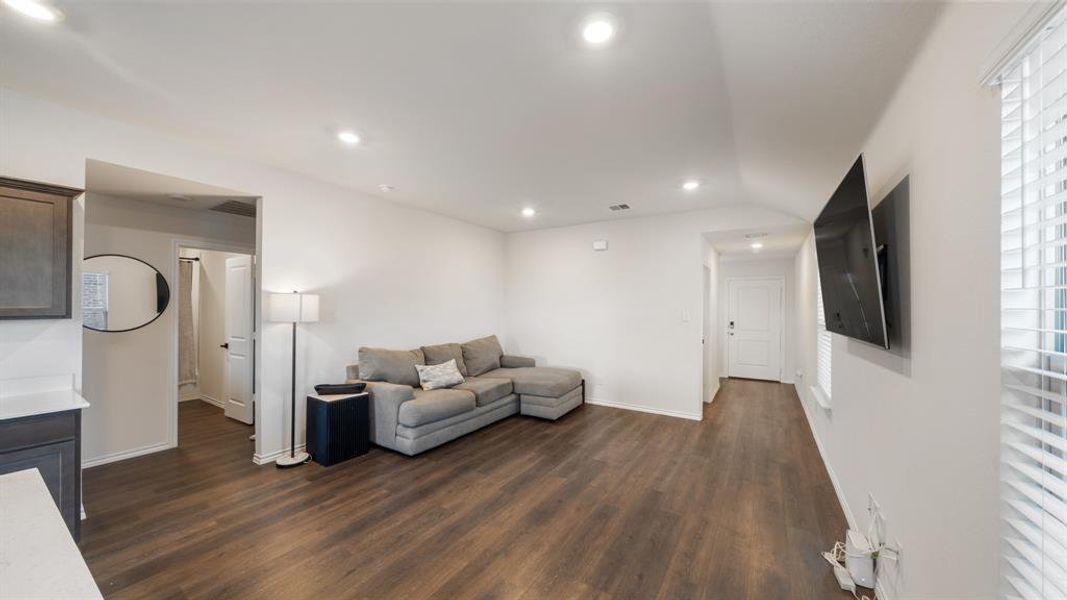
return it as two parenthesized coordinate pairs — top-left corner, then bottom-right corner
(750, 242), (764, 250)
(682, 180), (700, 191)
(582, 17), (616, 46)
(521, 207), (537, 218)
(337, 130), (361, 146)
(2, 0), (61, 21)
(378, 184), (395, 193)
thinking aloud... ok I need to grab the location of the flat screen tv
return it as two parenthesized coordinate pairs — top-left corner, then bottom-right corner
(813, 155), (889, 349)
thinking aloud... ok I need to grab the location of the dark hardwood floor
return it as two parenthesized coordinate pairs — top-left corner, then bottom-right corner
(80, 380), (850, 599)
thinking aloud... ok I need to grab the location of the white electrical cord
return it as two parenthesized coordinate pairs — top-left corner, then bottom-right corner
(822, 542), (875, 600)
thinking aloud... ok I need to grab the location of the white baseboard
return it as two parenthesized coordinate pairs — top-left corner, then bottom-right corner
(198, 394), (224, 409)
(586, 398), (703, 421)
(83, 441), (174, 468)
(179, 391), (201, 402)
(253, 443), (306, 465)
(795, 384), (856, 530)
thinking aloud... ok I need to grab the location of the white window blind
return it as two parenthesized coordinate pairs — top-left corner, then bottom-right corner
(1001, 8), (1067, 599)
(815, 278), (833, 405)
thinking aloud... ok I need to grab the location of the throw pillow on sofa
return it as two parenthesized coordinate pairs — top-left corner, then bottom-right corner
(461, 335), (503, 377)
(415, 359), (465, 390)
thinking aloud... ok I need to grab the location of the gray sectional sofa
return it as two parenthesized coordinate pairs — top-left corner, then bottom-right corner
(345, 335), (583, 456)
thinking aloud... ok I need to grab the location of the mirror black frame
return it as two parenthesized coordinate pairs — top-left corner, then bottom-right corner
(81, 253), (171, 333)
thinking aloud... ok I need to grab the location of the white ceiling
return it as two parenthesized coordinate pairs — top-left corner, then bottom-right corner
(705, 223), (811, 260)
(85, 159), (257, 214)
(0, 2), (941, 232)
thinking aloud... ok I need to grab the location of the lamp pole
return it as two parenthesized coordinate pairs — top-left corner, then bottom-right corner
(277, 290), (310, 468)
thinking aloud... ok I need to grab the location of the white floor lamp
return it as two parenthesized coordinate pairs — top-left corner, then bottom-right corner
(268, 290), (319, 468)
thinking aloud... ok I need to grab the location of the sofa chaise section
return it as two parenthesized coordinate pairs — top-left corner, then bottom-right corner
(482, 366), (584, 420)
(345, 336), (583, 456)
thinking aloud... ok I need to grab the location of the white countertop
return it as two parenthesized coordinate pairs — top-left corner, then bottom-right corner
(0, 469), (102, 599)
(0, 388), (89, 421)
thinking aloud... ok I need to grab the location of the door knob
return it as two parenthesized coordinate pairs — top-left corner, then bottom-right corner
(220, 343), (229, 349)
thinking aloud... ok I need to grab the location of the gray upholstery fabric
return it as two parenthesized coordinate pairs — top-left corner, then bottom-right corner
(355, 380), (414, 450)
(520, 382), (583, 407)
(358, 347), (425, 387)
(421, 343), (468, 377)
(397, 394), (518, 440)
(461, 335), (504, 377)
(481, 366), (582, 397)
(454, 377), (513, 407)
(521, 386), (583, 420)
(345, 346), (581, 455)
(398, 388), (475, 427)
(500, 354), (536, 368)
(395, 399), (519, 456)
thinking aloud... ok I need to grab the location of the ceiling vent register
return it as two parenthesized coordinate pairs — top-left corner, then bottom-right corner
(210, 200), (257, 218)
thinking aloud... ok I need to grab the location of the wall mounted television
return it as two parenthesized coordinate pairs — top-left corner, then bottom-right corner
(813, 155), (890, 349)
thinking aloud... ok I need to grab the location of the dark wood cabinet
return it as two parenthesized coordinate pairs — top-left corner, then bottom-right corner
(0, 177), (83, 319)
(0, 410), (83, 539)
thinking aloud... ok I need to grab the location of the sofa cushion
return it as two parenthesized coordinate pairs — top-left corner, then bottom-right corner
(359, 347), (425, 387)
(461, 335), (504, 377)
(398, 389), (475, 427)
(454, 377), (513, 407)
(415, 359), (465, 390)
(481, 366), (582, 398)
(421, 343), (468, 377)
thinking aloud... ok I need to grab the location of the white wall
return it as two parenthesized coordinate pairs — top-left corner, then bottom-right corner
(503, 205), (804, 420)
(1, 87), (505, 464)
(82, 194), (255, 465)
(792, 3), (1029, 598)
(718, 257), (796, 384)
(703, 243), (721, 403)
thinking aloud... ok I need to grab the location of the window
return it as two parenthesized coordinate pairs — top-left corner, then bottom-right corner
(1001, 8), (1067, 598)
(814, 277), (832, 408)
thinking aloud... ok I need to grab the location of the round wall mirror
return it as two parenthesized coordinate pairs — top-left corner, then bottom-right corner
(81, 254), (170, 332)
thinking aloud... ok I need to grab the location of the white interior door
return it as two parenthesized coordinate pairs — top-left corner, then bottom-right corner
(224, 255), (255, 424)
(727, 278), (783, 382)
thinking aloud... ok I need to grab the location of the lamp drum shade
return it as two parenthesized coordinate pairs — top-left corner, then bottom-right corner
(268, 292), (319, 323)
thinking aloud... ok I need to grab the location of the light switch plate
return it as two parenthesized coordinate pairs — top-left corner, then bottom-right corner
(592, 239), (608, 251)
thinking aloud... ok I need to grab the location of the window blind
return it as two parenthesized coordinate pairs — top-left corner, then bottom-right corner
(1002, 7), (1067, 598)
(815, 278), (833, 404)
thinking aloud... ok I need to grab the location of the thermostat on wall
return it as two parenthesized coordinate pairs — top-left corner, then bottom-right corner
(592, 239), (608, 251)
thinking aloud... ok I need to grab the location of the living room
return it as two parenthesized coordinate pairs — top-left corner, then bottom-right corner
(0, 1), (1055, 599)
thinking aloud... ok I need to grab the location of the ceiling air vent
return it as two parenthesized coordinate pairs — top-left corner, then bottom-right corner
(608, 204), (630, 211)
(209, 200), (257, 218)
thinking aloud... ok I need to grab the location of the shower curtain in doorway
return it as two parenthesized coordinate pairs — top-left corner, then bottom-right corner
(178, 260), (198, 385)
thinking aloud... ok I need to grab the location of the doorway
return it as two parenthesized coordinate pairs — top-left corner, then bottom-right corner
(176, 246), (256, 432)
(726, 277), (784, 382)
(79, 159), (261, 468)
